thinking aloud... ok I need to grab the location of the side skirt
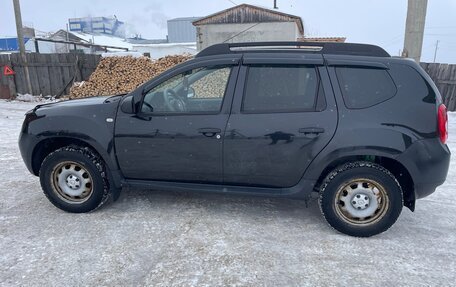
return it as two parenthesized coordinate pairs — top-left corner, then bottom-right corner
(123, 179), (316, 199)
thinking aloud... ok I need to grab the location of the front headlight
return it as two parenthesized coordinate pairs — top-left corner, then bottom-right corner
(25, 109), (35, 115)
(22, 109), (44, 133)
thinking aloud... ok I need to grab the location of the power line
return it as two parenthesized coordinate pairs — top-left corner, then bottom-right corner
(425, 26), (456, 29)
(433, 40), (439, 63)
(382, 34), (404, 47)
(436, 43), (456, 48)
(222, 22), (261, 43)
(425, 33), (456, 36)
(226, 0), (237, 6)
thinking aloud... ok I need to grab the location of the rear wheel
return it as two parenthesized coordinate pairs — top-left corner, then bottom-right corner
(39, 146), (111, 213)
(319, 161), (403, 237)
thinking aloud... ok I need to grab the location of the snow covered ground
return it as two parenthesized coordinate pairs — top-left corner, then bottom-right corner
(0, 100), (455, 286)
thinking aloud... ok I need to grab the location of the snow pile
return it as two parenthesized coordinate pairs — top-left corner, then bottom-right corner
(71, 32), (133, 50)
(15, 94), (57, 103)
(101, 51), (144, 58)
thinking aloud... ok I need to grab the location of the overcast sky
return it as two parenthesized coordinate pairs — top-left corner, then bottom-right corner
(1, 0), (455, 63)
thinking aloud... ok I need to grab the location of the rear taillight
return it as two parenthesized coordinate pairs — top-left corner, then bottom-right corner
(438, 104), (448, 144)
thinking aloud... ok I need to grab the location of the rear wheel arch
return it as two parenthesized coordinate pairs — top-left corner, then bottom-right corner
(314, 155), (415, 211)
(319, 161), (404, 237)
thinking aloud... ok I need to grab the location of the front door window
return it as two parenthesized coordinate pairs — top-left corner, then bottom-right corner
(141, 65), (232, 114)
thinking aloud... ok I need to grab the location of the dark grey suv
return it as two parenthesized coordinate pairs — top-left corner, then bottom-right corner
(19, 42), (450, 237)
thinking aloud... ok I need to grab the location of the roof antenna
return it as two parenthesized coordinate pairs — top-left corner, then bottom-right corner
(273, 0), (278, 9)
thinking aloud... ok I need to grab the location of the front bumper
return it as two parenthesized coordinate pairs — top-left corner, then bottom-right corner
(18, 128), (37, 175)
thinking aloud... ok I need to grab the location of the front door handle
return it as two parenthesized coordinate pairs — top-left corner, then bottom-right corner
(198, 128), (221, 137)
(299, 127), (325, 135)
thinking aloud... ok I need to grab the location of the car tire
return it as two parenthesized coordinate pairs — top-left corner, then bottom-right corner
(39, 146), (111, 213)
(319, 161), (403, 237)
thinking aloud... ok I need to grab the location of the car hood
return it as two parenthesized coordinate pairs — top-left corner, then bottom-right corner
(33, 95), (122, 111)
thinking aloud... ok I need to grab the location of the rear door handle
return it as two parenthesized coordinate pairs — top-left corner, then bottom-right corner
(299, 127), (325, 135)
(198, 128), (221, 137)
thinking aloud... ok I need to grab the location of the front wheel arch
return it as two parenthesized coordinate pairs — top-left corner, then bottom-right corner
(32, 137), (101, 175)
(39, 146), (111, 212)
(32, 137), (122, 200)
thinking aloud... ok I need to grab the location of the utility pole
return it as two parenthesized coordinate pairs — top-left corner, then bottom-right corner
(13, 0), (33, 95)
(433, 40), (439, 63)
(402, 0), (428, 62)
(273, 0), (278, 9)
(66, 23), (70, 53)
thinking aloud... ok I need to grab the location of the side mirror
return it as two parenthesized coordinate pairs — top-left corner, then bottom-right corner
(120, 95), (134, 114)
(132, 88), (144, 113)
(187, 87), (195, 98)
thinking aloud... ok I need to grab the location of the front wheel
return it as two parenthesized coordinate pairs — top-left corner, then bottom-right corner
(39, 146), (111, 213)
(319, 162), (403, 237)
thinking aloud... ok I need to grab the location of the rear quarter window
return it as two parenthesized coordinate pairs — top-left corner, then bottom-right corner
(388, 63), (437, 104)
(336, 67), (397, 109)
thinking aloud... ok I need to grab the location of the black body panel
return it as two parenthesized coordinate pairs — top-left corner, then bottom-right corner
(18, 42), (450, 204)
(114, 56), (241, 183)
(18, 96), (123, 187)
(302, 55), (450, 199)
(223, 54), (338, 187)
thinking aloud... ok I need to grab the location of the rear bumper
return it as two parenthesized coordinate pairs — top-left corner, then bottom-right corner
(396, 138), (451, 199)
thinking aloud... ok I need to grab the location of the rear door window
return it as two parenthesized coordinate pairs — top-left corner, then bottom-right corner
(242, 65), (321, 113)
(336, 67), (397, 109)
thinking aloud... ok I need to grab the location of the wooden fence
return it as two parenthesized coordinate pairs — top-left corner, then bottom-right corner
(0, 53), (100, 98)
(420, 62), (456, 111)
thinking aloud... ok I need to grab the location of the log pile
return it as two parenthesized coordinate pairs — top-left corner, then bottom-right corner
(70, 55), (192, 99)
(192, 67), (231, 98)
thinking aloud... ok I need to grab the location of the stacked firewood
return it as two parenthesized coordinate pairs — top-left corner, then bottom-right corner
(70, 55), (192, 98)
(192, 67), (231, 98)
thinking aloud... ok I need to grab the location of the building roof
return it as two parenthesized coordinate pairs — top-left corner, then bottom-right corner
(298, 37), (346, 43)
(49, 30), (133, 50)
(72, 32), (133, 49)
(0, 37), (30, 51)
(192, 4), (304, 35)
(50, 29), (84, 42)
(168, 17), (201, 22)
(126, 38), (168, 45)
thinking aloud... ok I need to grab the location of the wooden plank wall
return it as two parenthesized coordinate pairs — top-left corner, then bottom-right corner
(421, 62), (456, 111)
(0, 54), (16, 99)
(0, 53), (100, 98)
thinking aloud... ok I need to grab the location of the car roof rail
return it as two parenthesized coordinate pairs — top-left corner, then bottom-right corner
(196, 42), (391, 58)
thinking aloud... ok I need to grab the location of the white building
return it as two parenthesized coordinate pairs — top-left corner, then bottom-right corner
(192, 4), (304, 51)
(132, 42), (197, 59)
